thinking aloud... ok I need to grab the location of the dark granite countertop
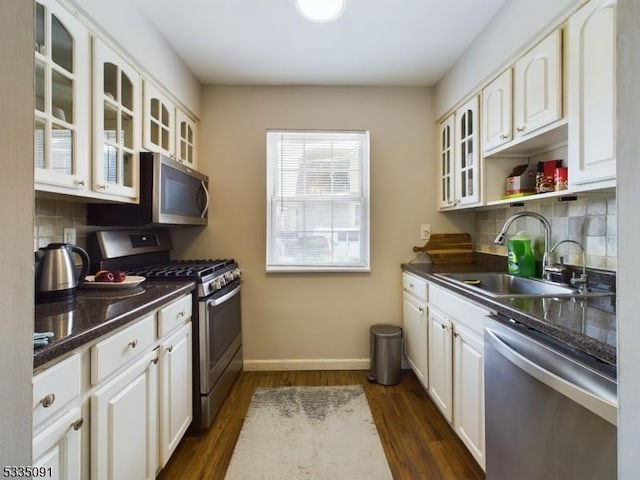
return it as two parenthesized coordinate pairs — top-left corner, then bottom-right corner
(34, 281), (196, 370)
(402, 254), (617, 368)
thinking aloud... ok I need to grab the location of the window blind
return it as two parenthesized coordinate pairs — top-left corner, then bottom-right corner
(266, 130), (370, 272)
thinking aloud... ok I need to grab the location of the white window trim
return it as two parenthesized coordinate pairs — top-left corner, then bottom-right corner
(266, 129), (370, 273)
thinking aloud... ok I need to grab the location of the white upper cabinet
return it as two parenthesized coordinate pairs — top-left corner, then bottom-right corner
(438, 114), (455, 209)
(482, 68), (513, 153)
(92, 38), (140, 200)
(142, 80), (175, 156)
(454, 96), (481, 207)
(175, 109), (198, 168)
(34, 0), (90, 193)
(513, 29), (563, 139)
(567, 0), (617, 188)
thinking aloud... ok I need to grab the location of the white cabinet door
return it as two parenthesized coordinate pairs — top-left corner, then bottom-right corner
(159, 322), (193, 467)
(453, 322), (485, 470)
(175, 109), (198, 168)
(91, 351), (158, 480)
(33, 407), (83, 480)
(454, 96), (481, 207)
(438, 114), (455, 209)
(92, 37), (140, 200)
(513, 30), (562, 138)
(402, 291), (428, 386)
(142, 80), (175, 156)
(482, 68), (513, 153)
(427, 306), (453, 423)
(34, 0), (90, 193)
(568, 0), (617, 188)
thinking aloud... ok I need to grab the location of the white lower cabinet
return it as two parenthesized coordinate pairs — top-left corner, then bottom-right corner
(32, 293), (193, 480)
(32, 353), (83, 479)
(427, 282), (490, 470)
(159, 322), (193, 467)
(427, 306), (453, 422)
(91, 351), (159, 480)
(402, 273), (428, 387)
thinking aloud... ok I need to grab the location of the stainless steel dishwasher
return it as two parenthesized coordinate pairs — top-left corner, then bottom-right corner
(484, 315), (617, 480)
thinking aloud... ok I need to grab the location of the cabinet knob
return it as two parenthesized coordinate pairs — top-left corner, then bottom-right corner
(516, 126), (525, 133)
(178, 310), (186, 318)
(128, 339), (138, 349)
(167, 345), (174, 353)
(40, 393), (55, 408)
(71, 418), (84, 431)
(453, 331), (460, 338)
(74, 179), (85, 186)
(150, 357), (159, 365)
(409, 283), (415, 289)
(441, 323), (447, 330)
(499, 134), (507, 140)
(418, 307), (424, 314)
(96, 184), (109, 190)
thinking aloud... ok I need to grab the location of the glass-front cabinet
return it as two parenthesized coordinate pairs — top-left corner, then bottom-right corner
(92, 38), (140, 200)
(34, 0), (90, 192)
(438, 114), (455, 209)
(455, 96), (481, 207)
(143, 80), (175, 156)
(175, 109), (198, 168)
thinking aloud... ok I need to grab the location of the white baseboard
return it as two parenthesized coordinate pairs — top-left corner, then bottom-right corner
(243, 358), (370, 371)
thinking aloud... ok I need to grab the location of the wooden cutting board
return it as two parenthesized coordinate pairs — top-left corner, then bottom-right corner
(413, 233), (473, 264)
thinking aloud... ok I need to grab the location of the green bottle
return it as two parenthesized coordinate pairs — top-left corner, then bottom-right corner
(507, 231), (535, 277)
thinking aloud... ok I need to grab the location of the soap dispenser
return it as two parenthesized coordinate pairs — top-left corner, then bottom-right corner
(507, 231), (535, 277)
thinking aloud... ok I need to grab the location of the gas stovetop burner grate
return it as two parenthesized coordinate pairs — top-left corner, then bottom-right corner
(127, 259), (237, 281)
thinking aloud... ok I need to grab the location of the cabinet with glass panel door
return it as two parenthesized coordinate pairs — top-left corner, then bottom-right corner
(34, 0), (90, 194)
(142, 80), (175, 157)
(92, 38), (140, 200)
(175, 109), (198, 168)
(438, 95), (481, 209)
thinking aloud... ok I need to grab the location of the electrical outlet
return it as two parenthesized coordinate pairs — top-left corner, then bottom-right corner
(64, 227), (76, 244)
(420, 224), (431, 240)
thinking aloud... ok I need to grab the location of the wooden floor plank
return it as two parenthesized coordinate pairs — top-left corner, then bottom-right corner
(157, 370), (485, 480)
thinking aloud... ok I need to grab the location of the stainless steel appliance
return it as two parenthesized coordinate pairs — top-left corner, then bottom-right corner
(89, 230), (242, 431)
(484, 315), (617, 480)
(87, 152), (209, 227)
(35, 243), (90, 302)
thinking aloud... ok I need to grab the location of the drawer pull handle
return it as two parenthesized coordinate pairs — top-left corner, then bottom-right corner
(167, 345), (174, 353)
(151, 357), (159, 365)
(40, 393), (55, 408)
(409, 284), (414, 288)
(178, 310), (186, 318)
(71, 418), (84, 431)
(128, 339), (138, 349)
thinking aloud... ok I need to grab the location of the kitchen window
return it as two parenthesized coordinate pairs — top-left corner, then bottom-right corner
(266, 130), (370, 272)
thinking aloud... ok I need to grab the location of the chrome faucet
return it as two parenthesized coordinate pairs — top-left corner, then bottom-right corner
(494, 212), (552, 277)
(547, 239), (588, 292)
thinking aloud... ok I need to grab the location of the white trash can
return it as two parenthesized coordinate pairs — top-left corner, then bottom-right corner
(367, 324), (402, 385)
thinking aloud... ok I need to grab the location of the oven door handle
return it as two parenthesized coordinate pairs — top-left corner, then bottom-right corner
(206, 284), (241, 306)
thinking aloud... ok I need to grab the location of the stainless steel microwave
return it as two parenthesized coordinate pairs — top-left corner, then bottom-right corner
(87, 152), (209, 226)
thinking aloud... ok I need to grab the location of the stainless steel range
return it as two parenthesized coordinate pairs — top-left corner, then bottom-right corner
(89, 229), (243, 431)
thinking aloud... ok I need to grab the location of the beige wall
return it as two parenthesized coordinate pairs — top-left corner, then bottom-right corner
(0, 0), (34, 466)
(172, 86), (472, 369)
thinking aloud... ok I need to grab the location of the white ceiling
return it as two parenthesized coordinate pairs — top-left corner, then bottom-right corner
(133, 0), (507, 87)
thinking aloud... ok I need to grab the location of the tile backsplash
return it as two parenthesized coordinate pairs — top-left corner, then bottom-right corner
(474, 190), (617, 271)
(34, 198), (88, 251)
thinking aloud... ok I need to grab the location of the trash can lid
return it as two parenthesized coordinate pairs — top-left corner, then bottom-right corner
(370, 324), (402, 337)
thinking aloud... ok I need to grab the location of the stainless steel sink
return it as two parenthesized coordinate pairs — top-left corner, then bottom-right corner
(433, 272), (613, 298)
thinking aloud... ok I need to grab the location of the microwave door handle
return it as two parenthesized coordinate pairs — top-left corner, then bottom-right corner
(200, 181), (210, 218)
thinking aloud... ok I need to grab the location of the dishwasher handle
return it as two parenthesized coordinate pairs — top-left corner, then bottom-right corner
(485, 325), (618, 426)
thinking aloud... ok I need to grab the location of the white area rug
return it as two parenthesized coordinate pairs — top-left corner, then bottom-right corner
(224, 385), (394, 480)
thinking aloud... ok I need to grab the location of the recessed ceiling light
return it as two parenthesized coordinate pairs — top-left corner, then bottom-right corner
(296, 0), (345, 23)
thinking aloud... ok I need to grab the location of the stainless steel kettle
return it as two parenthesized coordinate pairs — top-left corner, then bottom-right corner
(35, 243), (90, 302)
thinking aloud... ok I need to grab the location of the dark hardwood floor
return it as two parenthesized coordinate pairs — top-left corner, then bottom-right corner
(158, 370), (485, 480)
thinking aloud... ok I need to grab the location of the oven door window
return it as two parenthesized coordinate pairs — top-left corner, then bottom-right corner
(202, 285), (241, 392)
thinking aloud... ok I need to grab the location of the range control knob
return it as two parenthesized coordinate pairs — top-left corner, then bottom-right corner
(233, 268), (242, 279)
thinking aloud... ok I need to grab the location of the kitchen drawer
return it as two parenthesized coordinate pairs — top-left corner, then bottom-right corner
(403, 272), (428, 302)
(157, 294), (192, 338)
(91, 314), (155, 385)
(429, 283), (489, 336)
(33, 353), (81, 429)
